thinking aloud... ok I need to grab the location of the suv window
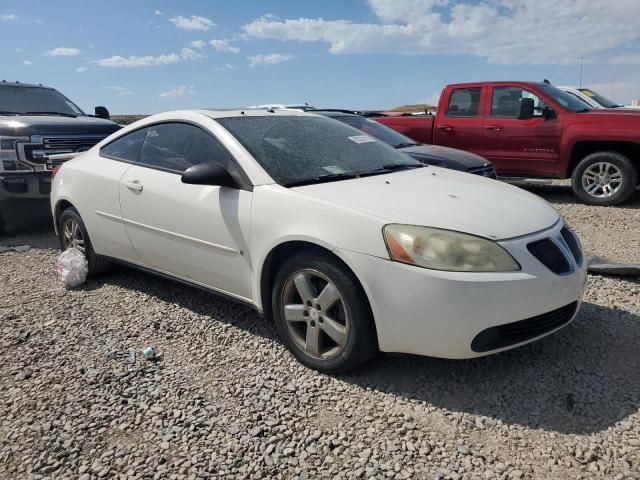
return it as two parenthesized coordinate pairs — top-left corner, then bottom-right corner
(446, 88), (482, 117)
(491, 87), (547, 117)
(139, 123), (231, 173)
(101, 128), (149, 162)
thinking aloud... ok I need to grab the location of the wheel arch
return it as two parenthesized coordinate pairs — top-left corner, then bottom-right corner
(257, 240), (377, 334)
(53, 198), (77, 235)
(568, 141), (640, 182)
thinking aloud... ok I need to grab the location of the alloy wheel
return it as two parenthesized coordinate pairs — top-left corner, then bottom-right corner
(281, 269), (349, 359)
(62, 218), (85, 253)
(581, 162), (623, 198)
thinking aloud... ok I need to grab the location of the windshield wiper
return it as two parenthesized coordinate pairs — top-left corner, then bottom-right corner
(394, 142), (420, 148)
(0, 111), (20, 115)
(380, 163), (425, 171)
(284, 172), (359, 187)
(575, 108), (591, 113)
(24, 111), (78, 117)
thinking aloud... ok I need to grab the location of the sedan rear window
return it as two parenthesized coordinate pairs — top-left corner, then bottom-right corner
(217, 116), (420, 186)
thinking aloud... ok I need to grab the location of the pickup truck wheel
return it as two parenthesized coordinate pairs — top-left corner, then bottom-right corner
(271, 250), (377, 373)
(58, 208), (110, 276)
(571, 152), (638, 206)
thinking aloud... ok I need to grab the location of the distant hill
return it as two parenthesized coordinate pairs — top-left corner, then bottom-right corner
(111, 115), (148, 125)
(389, 103), (437, 113)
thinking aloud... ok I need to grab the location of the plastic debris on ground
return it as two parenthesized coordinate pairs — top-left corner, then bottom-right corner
(57, 248), (89, 288)
(587, 256), (640, 277)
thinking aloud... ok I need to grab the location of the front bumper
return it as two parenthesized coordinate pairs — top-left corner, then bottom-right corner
(339, 221), (587, 359)
(0, 172), (53, 226)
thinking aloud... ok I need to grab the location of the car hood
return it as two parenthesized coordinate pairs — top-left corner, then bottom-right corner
(0, 115), (121, 135)
(292, 167), (559, 240)
(399, 144), (490, 170)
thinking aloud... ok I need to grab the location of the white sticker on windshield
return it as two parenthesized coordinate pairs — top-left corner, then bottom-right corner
(323, 165), (346, 174)
(348, 135), (376, 144)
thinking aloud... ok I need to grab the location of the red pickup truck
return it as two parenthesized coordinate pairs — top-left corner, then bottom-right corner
(375, 81), (640, 206)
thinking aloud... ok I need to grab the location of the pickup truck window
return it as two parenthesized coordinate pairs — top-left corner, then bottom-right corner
(491, 87), (547, 117)
(446, 88), (481, 117)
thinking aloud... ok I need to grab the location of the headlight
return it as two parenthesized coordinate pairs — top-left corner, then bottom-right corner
(383, 224), (521, 272)
(0, 136), (28, 171)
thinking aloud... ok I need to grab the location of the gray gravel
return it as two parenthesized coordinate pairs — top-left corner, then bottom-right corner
(1, 186), (639, 480)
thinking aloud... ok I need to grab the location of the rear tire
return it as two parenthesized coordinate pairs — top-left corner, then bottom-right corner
(58, 208), (109, 276)
(271, 249), (377, 373)
(571, 152), (638, 206)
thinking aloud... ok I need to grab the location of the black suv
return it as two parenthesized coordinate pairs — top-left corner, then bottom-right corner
(0, 81), (121, 235)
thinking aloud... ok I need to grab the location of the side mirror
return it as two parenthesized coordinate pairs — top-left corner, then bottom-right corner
(518, 98), (535, 120)
(181, 162), (237, 188)
(94, 106), (110, 120)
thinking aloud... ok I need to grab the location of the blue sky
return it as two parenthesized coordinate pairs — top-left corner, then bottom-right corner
(1, 0), (639, 114)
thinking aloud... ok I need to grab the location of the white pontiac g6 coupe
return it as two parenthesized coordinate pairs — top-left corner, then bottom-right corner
(51, 110), (587, 372)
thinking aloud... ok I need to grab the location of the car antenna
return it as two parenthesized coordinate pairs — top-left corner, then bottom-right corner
(543, 78), (551, 84)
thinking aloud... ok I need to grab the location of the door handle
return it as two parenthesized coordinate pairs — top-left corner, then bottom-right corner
(438, 125), (455, 132)
(485, 125), (504, 131)
(126, 180), (144, 192)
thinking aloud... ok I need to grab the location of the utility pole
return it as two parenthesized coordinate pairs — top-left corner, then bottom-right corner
(578, 56), (584, 88)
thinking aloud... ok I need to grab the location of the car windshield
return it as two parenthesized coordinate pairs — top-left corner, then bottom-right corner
(328, 115), (419, 148)
(538, 84), (593, 113)
(578, 89), (621, 108)
(0, 86), (85, 116)
(217, 115), (422, 186)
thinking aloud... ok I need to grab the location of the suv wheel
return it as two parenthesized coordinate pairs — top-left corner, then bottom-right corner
(271, 250), (377, 373)
(571, 151), (638, 206)
(58, 208), (109, 275)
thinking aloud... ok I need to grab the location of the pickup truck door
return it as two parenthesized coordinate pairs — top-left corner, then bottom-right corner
(118, 122), (253, 302)
(433, 85), (487, 157)
(482, 86), (562, 176)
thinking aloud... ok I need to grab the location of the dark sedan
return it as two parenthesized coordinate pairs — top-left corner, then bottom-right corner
(310, 110), (497, 178)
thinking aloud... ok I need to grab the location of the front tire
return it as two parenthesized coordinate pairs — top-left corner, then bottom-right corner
(58, 208), (109, 276)
(571, 152), (638, 206)
(271, 250), (377, 373)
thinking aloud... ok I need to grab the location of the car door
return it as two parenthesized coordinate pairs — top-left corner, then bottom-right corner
(81, 127), (148, 262)
(433, 85), (487, 156)
(118, 122), (253, 302)
(482, 86), (562, 176)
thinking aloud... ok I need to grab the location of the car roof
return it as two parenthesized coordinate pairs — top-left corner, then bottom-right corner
(0, 80), (53, 89)
(446, 81), (547, 88)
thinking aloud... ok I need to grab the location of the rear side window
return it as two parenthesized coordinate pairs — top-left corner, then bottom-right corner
(101, 128), (148, 162)
(138, 123), (232, 173)
(446, 88), (482, 117)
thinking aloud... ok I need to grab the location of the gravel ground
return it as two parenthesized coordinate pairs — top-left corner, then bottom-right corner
(0, 185), (639, 480)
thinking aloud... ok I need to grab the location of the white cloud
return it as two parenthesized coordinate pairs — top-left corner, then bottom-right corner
(23, 60), (32, 66)
(214, 63), (235, 71)
(209, 39), (240, 54)
(180, 47), (203, 60)
(159, 86), (195, 98)
(44, 47), (80, 57)
(118, 90), (134, 97)
(170, 15), (214, 31)
(94, 48), (201, 68)
(190, 40), (206, 49)
(610, 52), (640, 65)
(154, 9), (164, 16)
(1, 13), (17, 21)
(15, 47), (22, 53)
(244, 0), (640, 65)
(76, 67), (88, 73)
(248, 53), (295, 67)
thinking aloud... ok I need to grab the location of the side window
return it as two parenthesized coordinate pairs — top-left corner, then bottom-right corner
(138, 123), (232, 173)
(446, 88), (482, 117)
(101, 128), (148, 162)
(491, 87), (547, 117)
